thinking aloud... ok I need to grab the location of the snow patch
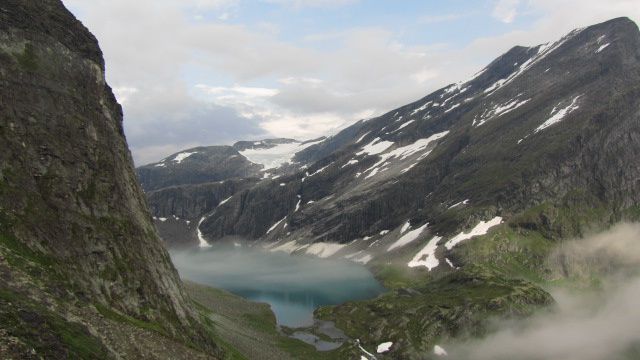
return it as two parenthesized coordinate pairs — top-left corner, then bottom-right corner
(377, 342), (393, 353)
(307, 164), (330, 177)
(411, 101), (433, 115)
(400, 221), (411, 234)
(389, 223), (429, 251)
(305, 242), (347, 258)
(444, 216), (503, 250)
(596, 43), (610, 53)
(341, 159), (359, 168)
(408, 236), (442, 270)
(266, 217), (286, 234)
(393, 119), (415, 132)
(473, 97), (530, 127)
(173, 151), (197, 164)
(196, 217), (211, 248)
(448, 199), (469, 209)
(434, 344), (448, 356)
(356, 131), (371, 144)
(445, 258), (456, 268)
(239, 140), (322, 170)
(535, 95), (581, 133)
(444, 103), (461, 113)
(218, 196), (232, 206)
(360, 131), (450, 178)
(357, 138), (395, 156)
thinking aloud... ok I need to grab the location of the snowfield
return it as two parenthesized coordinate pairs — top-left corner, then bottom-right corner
(239, 139), (323, 170)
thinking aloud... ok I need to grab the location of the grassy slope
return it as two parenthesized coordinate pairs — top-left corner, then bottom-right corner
(184, 281), (360, 360)
(315, 193), (640, 359)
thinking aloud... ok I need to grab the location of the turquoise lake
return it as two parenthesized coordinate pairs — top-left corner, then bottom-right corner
(170, 246), (385, 327)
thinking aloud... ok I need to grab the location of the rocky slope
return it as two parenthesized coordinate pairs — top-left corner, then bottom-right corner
(141, 16), (640, 358)
(201, 17), (640, 256)
(0, 0), (222, 357)
(137, 137), (325, 246)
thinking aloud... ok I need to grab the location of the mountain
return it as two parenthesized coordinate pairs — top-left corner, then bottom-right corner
(202, 17), (640, 251)
(140, 17), (640, 358)
(137, 137), (326, 246)
(0, 1), (222, 358)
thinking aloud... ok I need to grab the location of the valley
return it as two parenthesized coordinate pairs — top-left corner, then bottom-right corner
(1, 0), (639, 359)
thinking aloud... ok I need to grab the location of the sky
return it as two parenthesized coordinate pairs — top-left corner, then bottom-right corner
(61, 0), (640, 165)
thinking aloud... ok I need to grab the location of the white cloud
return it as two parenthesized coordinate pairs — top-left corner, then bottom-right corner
(112, 86), (139, 104)
(492, 0), (520, 23)
(261, 0), (358, 9)
(449, 224), (640, 360)
(62, 0), (640, 164)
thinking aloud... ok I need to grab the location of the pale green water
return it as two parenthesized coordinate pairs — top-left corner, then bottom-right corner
(170, 246), (385, 327)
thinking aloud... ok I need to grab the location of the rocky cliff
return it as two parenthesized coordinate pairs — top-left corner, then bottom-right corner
(0, 0), (221, 357)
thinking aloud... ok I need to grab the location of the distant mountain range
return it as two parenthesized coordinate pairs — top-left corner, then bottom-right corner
(141, 16), (640, 259)
(138, 16), (640, 357)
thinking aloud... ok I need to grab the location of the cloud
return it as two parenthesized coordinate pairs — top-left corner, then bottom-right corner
(63, 0), (640, 164)
(447, 223), (640, 360)
(124, 90), (266, 165)
(492, 0), (520, 23)
(261, 0), (359, 9)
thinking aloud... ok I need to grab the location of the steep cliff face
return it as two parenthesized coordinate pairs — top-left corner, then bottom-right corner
(0, 0), (220, 357)
(146, 178), (259, 247)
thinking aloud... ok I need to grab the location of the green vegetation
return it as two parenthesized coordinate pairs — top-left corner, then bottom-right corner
(94, 303), (166, 335)
(0, 289), (110, 359)
(14, 43), (39, 72)
(316, 268), (551, 358)
(184, 281), (355, 360)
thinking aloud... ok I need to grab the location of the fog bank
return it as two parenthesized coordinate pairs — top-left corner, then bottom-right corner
(448, 223), (640, 360)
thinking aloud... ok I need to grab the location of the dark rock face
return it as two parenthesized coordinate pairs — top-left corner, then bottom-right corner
(201, 17), (640, 246)
(146, 178), (258, 247)
(0, 0), (219, 356)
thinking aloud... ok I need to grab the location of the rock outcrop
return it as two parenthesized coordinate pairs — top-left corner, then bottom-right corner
(0, 0), (221, 357)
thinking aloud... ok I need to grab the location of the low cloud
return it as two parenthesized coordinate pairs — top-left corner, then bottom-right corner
(447, 223), (640, 360)
(170, 246), (382, 298)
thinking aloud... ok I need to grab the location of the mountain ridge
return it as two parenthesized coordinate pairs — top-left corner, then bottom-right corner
(134, 16), (640, 358)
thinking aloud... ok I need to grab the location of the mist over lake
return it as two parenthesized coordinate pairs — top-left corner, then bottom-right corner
(170, 246), (385, 327)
